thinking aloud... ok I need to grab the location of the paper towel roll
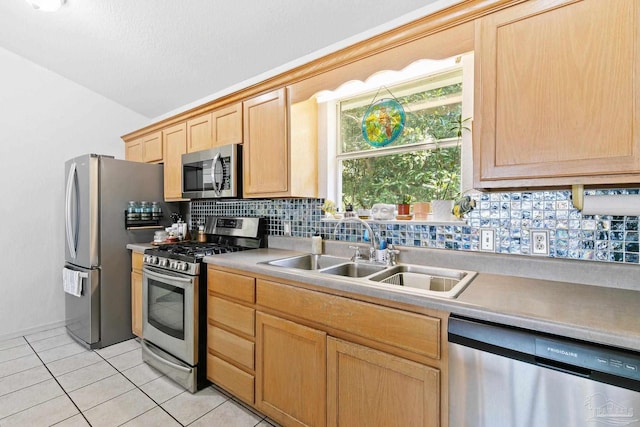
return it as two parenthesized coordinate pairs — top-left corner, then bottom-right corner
(581, 194), (640, 216)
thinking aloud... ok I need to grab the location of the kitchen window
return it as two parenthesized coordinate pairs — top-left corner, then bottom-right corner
(318, 53), (474, 211)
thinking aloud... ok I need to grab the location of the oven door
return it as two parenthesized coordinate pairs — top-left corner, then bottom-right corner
(142, 265), (198, 365)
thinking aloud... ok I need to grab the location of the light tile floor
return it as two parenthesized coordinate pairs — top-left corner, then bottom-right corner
(0, 327), (279, 426)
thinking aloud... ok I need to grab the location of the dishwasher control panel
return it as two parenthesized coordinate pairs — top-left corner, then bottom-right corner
(536, 338), (640, 381)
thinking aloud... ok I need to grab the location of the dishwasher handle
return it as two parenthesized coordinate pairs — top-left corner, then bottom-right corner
(535, 357), (592, 378)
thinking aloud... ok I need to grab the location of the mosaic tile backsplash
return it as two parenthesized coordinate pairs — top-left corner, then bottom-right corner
(189, 188), (640, 266)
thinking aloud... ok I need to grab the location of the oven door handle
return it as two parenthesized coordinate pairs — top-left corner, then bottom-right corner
(141, 340), (192, 375)
(142, 267), (194, 283)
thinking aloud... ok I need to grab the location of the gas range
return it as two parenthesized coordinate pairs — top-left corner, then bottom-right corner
(144, 243), (246, 275)
(143, 217), (266, 276)
(140, 216), (266, 393)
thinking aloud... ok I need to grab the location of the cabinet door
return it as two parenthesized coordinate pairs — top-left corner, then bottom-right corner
(142, 132), (163, 163)
(162, 123), (187, 201)
(212, 102), (243, 146)
(256, 312), (326, 427)
(327, 337), (440, 427)
(131, 270), (142, 338)
(125, 139), (143, 162)
(475, 0), (640, 188)
(186, 113), (213, 153)
(243, 88), (289, 197)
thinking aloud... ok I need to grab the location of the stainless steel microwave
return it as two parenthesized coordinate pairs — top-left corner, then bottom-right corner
(181, 144), (242, 199)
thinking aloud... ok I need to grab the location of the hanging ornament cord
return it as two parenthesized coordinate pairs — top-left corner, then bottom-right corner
(366, 85), (403, 110)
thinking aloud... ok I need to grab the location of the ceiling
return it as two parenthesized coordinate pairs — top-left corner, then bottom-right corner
(0, 0), (457, 119)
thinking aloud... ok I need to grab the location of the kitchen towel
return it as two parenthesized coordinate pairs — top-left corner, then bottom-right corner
(63, 267), (83, 297)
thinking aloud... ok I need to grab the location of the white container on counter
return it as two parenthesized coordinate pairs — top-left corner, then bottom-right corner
(311, 235), (322, 254)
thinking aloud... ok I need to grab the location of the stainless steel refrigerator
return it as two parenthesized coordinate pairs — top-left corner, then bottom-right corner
(64, 154), (166, 349)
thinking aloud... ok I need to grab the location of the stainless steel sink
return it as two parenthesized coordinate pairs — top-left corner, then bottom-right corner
(264, 254), (349, 270)
(262, 254), (476, 299)
(318, 262), (387, 278)
(367, 264), (476, 298)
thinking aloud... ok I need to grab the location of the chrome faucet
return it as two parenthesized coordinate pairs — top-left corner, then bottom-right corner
(386, 244), (400, 266)
(333, 217), (378, 262)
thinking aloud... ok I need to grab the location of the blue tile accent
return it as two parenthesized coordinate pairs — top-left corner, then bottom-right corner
(189, 188), (640, 266)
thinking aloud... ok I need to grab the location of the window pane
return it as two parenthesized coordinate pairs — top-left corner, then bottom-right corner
(340, 70), (463, 155)
(340, 145), (461, 209)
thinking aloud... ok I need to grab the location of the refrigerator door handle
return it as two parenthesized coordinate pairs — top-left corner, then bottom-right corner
(65, 162), (77, 259)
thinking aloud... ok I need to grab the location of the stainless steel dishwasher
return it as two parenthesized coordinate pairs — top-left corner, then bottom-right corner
(448, 316), (640, 427)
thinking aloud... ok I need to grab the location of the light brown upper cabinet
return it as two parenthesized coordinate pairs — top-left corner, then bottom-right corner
(187, 102), (243, 152)
(141, 131), (163, 163)
(474, 0), (640, 189)
(162, 122), (188, 201)
(125, 139), (143, 162)
(243, 88), (318, 198)
(186, 113), (213, 153)
(125, 133), (162, 163)
(212, 102), (243, 146)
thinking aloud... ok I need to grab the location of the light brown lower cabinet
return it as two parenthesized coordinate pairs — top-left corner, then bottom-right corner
(131, 252), (143, 338)
(206, 266), (447, 427)
(327, 337), (440, 427)
(255, 312), (327, 427)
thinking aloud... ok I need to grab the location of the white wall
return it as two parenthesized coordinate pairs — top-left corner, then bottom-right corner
(0, 47), (149, 340)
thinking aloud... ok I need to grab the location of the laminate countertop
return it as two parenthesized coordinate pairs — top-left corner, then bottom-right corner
(202, 245), (640, 354)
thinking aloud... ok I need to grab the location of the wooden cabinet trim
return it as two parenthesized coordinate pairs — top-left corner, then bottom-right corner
(257, 279), (441, 361)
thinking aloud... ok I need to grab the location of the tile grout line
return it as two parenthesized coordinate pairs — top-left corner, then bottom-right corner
(20, 336), (93, 426)
(6, 333), (273, 426)
(95, 346), (186, 427)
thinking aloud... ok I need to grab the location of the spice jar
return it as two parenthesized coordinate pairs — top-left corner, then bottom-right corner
(151, 202), (162, 220)
(127, 201), (139, 220)
(197, 225), (207, 242)
(139, 201), (151, 221)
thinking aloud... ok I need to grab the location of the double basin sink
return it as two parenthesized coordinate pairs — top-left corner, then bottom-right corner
(261, 254), (477, 299)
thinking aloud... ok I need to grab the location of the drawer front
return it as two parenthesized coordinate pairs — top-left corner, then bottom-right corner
(131, 252), (143, 272)
(208, 267), (256, 303)
(207, 354), (254, 404)
(208, 296), (255, 337)
(257, 279), (440, 360)
(208, 326), (254, 370)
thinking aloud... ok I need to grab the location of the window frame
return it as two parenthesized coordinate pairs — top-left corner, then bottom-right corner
(319, 53), (474, 210)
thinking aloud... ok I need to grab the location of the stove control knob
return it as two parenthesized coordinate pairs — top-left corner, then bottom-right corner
(169, 261), (177, 270)
(181, 263), (190, 272)
(143, 255), (149, 263)
(149, 256), (157, 265)
(159, 258), (169, 267)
